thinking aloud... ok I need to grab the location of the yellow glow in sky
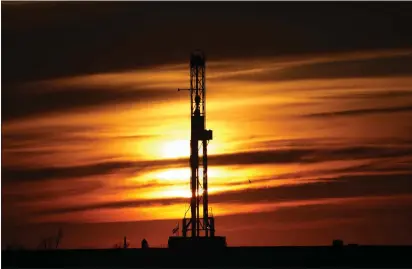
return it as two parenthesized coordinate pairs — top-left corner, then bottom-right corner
(160, 139), (189, 159)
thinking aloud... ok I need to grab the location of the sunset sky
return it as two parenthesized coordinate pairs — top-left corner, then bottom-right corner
(2, 2), (412, 249)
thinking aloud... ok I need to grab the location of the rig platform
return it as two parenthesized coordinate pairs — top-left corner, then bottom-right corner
(168, 236), (227, 249)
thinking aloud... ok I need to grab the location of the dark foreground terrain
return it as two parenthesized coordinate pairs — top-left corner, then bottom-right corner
(3, 246), (412, 268)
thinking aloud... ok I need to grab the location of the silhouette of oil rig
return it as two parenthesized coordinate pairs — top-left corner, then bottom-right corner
(168, 50), (227, 249)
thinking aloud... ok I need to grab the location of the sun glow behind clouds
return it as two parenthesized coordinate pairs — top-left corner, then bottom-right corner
(141, 166), (249, 187)
(155, 168), (189, 182)
(160, 139), (189, 159)
(138, 133), (229, 161)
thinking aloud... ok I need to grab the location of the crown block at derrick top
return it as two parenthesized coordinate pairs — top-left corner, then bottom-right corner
(190, 51), (206, 67)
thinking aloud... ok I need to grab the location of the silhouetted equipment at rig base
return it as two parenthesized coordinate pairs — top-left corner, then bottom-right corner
(113, 236), (130, 249)
(141, 239), (149, 249)
(168, 236), (227, 250)
(333, 239), (344, 247)
(123, 236), (130, 249)
(169, 51), (227, 249)
(37, 228), (63, 250)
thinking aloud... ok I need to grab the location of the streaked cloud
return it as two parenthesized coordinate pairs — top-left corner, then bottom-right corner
(306, 105), (412, 118)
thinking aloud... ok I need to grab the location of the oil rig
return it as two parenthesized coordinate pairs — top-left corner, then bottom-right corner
(168, 51), (227, 249)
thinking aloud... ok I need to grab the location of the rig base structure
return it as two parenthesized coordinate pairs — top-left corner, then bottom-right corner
(168, 236), (227, 250)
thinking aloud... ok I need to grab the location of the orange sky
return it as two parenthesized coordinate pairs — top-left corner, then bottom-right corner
(2, 48), (412, 249)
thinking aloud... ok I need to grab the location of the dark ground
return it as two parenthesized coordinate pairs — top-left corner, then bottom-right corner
(2, 246), (412, 268)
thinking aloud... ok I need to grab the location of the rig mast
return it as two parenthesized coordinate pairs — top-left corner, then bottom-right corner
(168, 50), (226, 249)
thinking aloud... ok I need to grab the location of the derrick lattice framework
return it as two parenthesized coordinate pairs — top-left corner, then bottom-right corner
(178, 50), (215, 238)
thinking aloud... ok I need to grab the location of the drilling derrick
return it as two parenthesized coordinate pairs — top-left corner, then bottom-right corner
(168, 50), (226, 249)
(187, 50), (212, 238)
